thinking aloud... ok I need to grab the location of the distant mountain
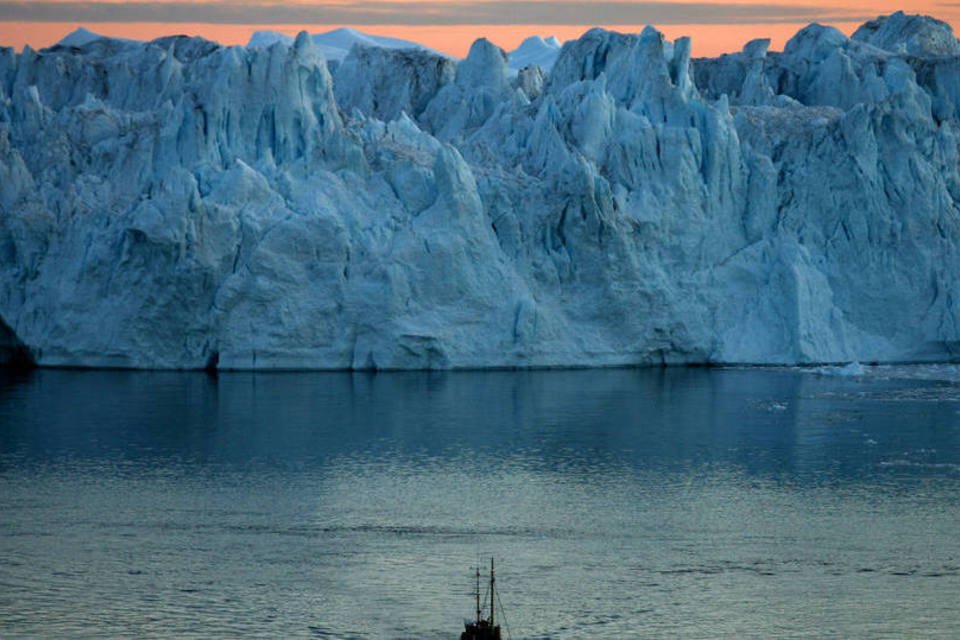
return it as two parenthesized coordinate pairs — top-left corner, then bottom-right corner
(246, 30), (293, 49)
(248, 27), (563, 70)
(247, 27), (440, 62)
(57, 27), (138, 48)
(507, 35), (562, 72)
(58, 27), (140, 47)
(60, 25), (559, 72)
(58, 27), (103, 47)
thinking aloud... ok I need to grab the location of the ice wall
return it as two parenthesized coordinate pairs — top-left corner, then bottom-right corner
(2, 12), (960, 369)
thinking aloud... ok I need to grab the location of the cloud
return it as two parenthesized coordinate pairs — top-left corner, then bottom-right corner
(0, 1), (866, 26)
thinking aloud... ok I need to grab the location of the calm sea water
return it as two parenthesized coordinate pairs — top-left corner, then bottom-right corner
(1, 366), (959, 638)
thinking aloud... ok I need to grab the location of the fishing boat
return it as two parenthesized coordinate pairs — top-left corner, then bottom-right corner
(461, 558), (504, 640)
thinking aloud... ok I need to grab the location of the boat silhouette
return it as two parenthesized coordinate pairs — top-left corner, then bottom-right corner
(461, 558), (504, 640)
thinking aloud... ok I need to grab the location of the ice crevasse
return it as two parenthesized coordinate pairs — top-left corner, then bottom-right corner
(2, 12), (960, 370)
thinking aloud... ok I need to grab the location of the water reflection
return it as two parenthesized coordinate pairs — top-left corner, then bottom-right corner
(1, 368), (959, 638)
(2, 367), (959, 481)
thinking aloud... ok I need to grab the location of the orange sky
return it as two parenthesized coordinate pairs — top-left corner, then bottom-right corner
(1, 1), (959, 58)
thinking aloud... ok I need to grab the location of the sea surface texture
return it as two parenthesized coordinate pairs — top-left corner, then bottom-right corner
(4, 12), (960, 368)
(1, 366), (958, 638)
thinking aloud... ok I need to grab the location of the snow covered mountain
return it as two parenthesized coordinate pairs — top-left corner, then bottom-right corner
(507, 35), (562, 72)
(3, 13), (960, 370)
(57, 27), (138, 48)
(245, 30), (291, 49)
(247, 27), (438, 62)
(58, 27), (107, 48)
(251, 28), (558, 72)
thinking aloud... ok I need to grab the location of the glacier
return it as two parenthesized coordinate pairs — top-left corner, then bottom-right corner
(2, 11), (960, 370)
(507, 36), (563, 73)
(246, 28), (557, 73)
(246, 27), (441, 65)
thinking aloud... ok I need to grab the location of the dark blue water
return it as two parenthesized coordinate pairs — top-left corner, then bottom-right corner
(1, 366), (959, 638)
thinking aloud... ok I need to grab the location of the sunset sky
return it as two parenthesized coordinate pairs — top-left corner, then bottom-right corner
(1, 1), (959, 58)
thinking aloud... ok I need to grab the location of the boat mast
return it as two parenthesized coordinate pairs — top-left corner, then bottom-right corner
(489, 557), (495, 627)
(475, 563), (481, 624)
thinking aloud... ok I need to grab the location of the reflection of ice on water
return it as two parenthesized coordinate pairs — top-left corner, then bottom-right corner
(787, 362), (960, 477)
(3, 368), (960, 638)
(810, 362), (867, 377)
(800, 362), (960, 403)
(807, 362), (960, 384)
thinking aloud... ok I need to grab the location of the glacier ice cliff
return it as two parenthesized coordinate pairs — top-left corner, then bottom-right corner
(2, 12), (960, 369)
